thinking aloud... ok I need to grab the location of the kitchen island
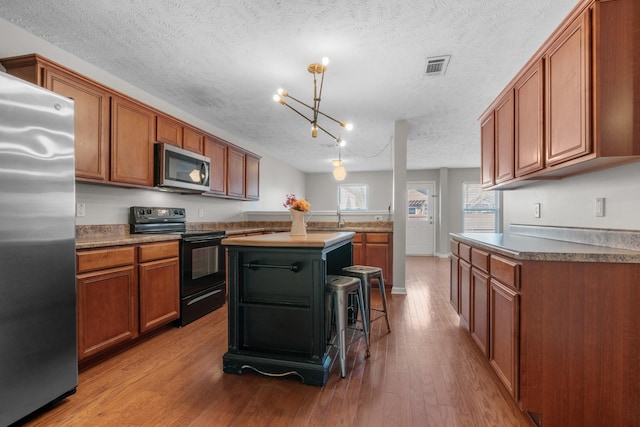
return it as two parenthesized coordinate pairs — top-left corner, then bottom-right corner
(222, 231), (355, 386)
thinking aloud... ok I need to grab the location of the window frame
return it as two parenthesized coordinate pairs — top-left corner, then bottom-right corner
(338, 183), (369, 212)
(462, 181), (499, 233)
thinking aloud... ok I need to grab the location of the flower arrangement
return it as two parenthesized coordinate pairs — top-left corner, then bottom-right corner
(283, 193), (310, 212)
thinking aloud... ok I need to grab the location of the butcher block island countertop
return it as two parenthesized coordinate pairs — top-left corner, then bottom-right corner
(222, 231), (355, 248)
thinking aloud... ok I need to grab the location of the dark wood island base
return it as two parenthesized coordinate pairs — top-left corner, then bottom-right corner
(222, 232), (355, 386)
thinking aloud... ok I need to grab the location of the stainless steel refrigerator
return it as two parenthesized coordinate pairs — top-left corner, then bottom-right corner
(0, 71), (77, 426)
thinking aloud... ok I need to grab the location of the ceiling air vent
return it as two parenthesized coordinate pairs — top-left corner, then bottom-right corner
(424, 55), (451, 77)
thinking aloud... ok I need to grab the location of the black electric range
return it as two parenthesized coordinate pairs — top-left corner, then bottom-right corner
(130, 206), (227, 326)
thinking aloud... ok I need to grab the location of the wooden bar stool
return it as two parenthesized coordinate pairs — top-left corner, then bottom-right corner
(325, 275), (370, 378)
(341, 265), (391, 335)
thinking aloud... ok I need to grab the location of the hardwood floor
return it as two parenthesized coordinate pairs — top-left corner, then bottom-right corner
(23, 257), (530, 426)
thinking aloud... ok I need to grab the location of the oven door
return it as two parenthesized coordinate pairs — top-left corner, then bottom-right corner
(181, 234), (226, 297)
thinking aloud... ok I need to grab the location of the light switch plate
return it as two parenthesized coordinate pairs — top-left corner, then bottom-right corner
(76, 203), (85, 217)
(595, 198), (605, 217)
(534, 203), (541, 218)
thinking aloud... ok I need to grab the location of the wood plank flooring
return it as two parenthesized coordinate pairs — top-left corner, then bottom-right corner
(23, 257), (530, 426)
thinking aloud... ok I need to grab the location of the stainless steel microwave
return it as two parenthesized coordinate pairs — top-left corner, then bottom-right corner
(154, 143), (211, 192)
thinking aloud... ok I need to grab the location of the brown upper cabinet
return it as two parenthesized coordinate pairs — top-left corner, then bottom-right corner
(1, 53), (260, 198)
(227, 146), (246, 199)
(111, 95), (155, 186)
(245, 153), (260, 200)
(480, 112), (495, 188)
(156, 114), (205, 154)
(494, 91), (515, 184)
(515, 60), (544, 177)
(204, 136), (261, 200)
(0, 55), (111, 182)
(480, 0), (640, 189)
(544, 11), (590, 166)
(204, 135), (228, 195)
(156, 115), (183, 148)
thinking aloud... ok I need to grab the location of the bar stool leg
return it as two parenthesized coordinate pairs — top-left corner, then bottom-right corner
(377, 274), (391, 333)
(356, 281), (370, 357)
(335, 288), (348, 378)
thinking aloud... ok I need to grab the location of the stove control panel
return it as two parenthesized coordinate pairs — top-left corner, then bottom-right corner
(129, 206), (186, 224)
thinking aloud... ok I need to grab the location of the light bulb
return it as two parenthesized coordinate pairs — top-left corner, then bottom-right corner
(322, 57), (329, 66)
(333, 165), (346, 181)
(277, 88), (288, 97)
(338, 139), (346, 147)
(311, 126), (318, 138)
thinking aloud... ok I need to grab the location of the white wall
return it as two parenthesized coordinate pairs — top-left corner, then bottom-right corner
(503, 162), (640, 230)
(306, 171), (393, 213)
(0, 17), (306, 225)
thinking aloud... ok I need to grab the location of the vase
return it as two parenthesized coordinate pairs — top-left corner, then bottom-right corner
(289, 208), (307, 236)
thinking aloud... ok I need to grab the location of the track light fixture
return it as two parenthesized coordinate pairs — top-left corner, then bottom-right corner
(273, 57), (353, 144)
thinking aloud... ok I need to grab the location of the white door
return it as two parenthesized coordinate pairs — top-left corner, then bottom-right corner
(406, 182), (436, 255)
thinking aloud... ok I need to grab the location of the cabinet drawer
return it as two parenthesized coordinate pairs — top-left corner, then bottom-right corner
(365, 233), (389, 244)
(451, 240), (459, 256)
(138, 241), (179, 262)
(352, 233), (364, 243)
(490, 255), (520, 290)
(471, 248), (490, 272)
(77, 246), (135, 273)
(459, 243), (472, 263)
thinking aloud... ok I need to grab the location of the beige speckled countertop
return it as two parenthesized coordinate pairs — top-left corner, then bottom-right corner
(76, 233), (181, 249)
(222, 231), (355, 248)
(75, 222), (391, 249)
(452, 232), (640, 263)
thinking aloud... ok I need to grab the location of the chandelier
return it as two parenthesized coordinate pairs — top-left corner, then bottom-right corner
(272, 57), (353, 144)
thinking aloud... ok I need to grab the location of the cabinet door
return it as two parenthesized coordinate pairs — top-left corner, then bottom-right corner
(459, 259), (472, 331)
(515, 60), (545, 177)
(449, 254), (460, 313)
(245, 154), (260, 200)
(111, 96), (155, 186)
(471, 268), (490, 357)
(156, 115), (182, 147)
(227, 146), (246, 198)
(490, 279), (520, 401)
(183, 126), (205, 154)
(480, 112), (495, 188)
(352, 233), (364, 265)
(364, 233), (391, 286)
(494, 91), (515, 184)
(77, 266), (138, 361)
(204, 136), (228, 195)
(139, 257), (180, 333)
(45, 67), (110, 181)
(545, 11), (590, 166)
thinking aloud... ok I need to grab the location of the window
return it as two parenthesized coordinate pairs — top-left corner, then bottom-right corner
(463, 182), (498, 232)
(338, 184), (368, 211)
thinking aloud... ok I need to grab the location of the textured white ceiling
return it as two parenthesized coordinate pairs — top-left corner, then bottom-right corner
(0, 0), (578, 173)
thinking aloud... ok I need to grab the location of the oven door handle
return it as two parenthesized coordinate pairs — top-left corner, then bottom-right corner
(183, 236), (225, 244)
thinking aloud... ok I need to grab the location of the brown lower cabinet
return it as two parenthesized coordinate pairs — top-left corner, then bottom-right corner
(450, 237), (640, 426)
(76, 241), (179, 362)
(352, 232), (393, 286)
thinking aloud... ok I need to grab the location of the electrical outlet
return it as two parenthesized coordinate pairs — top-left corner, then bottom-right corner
(595, 198), (605, 217)
(198, 207), (204, 218)
(76, 203), (85, 217)
(374, 215), (384, 221)
(534, 203), (541, 218)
